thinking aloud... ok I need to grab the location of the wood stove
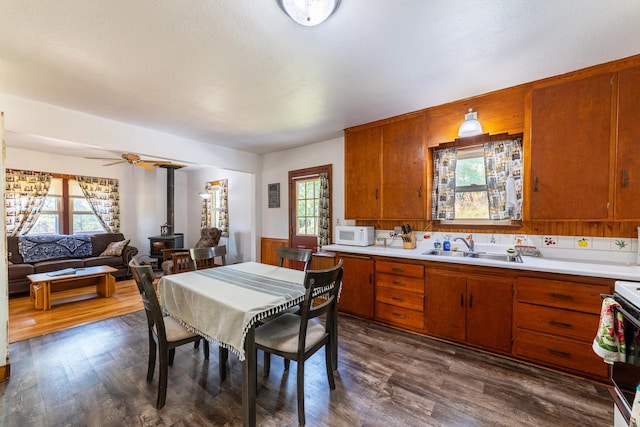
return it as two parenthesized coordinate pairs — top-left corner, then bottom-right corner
(149, 234), (184, 259)
(147, 164), (185, 259)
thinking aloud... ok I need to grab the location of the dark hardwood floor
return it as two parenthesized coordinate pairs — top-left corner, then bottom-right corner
(1, 308), (613, 426)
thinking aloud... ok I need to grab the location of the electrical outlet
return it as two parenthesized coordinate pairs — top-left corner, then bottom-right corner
(336, 218), (341, 225)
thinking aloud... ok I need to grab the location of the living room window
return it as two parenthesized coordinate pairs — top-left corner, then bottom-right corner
(30, 178), (107, 235)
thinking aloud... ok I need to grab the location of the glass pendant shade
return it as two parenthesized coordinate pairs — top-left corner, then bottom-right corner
(458, 108), (483, 137)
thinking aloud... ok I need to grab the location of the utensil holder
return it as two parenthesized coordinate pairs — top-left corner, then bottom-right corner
(402, 233), (416, 249)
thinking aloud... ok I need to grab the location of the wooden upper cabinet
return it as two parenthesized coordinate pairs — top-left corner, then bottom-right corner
(615, 65), (640, 219)
(344, 113), (425, 220)
(530, 73), (612, 219)
(344, 126), (382, 219)
(381, 114), (426, 219)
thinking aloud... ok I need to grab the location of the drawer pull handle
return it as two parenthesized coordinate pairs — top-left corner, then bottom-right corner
(392, 281), (406, 286)
(549, 320), (573, 328)
(392, 312), (406, 319)
(549, 293), (572, 300)
(391, 268), (405, 272)
(547, 348), (571, 358)
(391, 296), (404, 302)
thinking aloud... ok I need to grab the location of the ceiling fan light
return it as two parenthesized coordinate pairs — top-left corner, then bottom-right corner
(458, 108), (483, 137)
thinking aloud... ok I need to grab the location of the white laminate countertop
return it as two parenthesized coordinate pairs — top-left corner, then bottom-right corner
(322, 243), (640, 282)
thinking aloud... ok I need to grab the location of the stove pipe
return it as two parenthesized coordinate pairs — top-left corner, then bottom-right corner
(161, 165), (183, 235)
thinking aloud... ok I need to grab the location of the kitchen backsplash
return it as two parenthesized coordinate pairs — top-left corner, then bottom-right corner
(374, 230), (639, 265)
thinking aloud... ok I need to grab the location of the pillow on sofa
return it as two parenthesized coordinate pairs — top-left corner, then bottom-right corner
(100, 239), (130, 256)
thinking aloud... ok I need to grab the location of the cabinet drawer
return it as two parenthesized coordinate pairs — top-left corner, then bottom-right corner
(376, 272), (424, 293)
(375, 302), (424, 330)
(376, 261), (424, 278)
(516, 277), (609, 313)
(376, 287), (424, 311)
(514, 329), (609, 379)
(515, 302), (599, 342)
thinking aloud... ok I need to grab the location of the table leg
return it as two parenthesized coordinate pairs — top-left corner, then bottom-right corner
(242, 326), (257, 427)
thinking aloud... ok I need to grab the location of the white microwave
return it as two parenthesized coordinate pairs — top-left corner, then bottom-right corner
(335, 226), (374, 246)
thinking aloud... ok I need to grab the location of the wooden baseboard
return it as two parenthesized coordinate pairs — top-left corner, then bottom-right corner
(0, 360), (10, 382)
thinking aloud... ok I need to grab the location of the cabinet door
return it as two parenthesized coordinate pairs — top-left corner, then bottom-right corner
(466, 275), (513, 353)
(425, 270), (466, 341)
(338, 254), (374, 318)
(344, 126), (382, 219)
(381, 115), (426, 219)
(615, 66), (640, 219)
(530, 73), (612, 219)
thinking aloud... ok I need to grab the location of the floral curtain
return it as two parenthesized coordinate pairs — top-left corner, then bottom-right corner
(76, 175), (121, 232)
(431, 148), (458, 220)
(317, 172), (330, 248)
(483, 138), (523, 220)
(6, 169), (52, 236)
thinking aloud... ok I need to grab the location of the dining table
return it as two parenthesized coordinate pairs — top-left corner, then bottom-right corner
(158, 261), (307, 427)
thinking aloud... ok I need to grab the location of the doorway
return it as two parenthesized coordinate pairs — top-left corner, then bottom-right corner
(288, 164), (331, 269)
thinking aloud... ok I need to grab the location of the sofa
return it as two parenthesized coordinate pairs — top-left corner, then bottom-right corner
(7, 233), (138, 296)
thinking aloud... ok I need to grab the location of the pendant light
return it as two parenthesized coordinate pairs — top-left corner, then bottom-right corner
(458, 108), (483, 137)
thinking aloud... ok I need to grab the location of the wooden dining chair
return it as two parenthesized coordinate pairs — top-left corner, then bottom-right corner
(254, 260), (344, 426)
(278, 246), (313, 271)
(129, 263), (210, 409)
(188, 245), (227, 271)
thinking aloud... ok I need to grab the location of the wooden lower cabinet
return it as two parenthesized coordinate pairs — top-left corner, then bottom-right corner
(426, 268), (513, 354)
(514, 276), (612, 381)
(374, 259), (424, 331)
(337, 253), (374, 319)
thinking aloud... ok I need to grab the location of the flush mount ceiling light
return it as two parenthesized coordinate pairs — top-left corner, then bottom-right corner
(458, 108), (483, 137)
(277, 0), (341, 26)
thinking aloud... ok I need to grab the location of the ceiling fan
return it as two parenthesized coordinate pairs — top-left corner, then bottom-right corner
(86, 153), (185, 170)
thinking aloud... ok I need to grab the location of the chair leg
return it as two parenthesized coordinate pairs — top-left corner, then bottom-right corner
(147, 339), (156, 381)
(194, 339), (200, 349)
(168, 348), (176, 365)
(296, 359), (306, 426)
(203, 340), (210, 359)
(325, 343), (336, 390)
(263, 351), (271, 377)
(219, 347), (228, 382)
(284, 358), (291, 371)
(157, 349), (169, 409)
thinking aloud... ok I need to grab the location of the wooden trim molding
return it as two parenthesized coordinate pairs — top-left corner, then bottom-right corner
(0, 361), (10, 382)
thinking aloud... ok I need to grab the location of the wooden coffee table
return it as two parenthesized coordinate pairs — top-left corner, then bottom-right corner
(27, 266), (118, 310)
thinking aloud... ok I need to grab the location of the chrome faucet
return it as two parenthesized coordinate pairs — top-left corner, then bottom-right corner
(454, 236), (474, 252)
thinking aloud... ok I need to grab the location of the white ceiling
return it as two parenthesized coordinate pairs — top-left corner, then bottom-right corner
(2, 1), (640, 158)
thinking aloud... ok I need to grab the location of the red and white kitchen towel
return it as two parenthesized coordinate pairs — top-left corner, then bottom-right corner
(592, 297), (626, 363)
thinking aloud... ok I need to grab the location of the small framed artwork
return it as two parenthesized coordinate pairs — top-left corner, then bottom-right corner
(268, 183), (280, 208)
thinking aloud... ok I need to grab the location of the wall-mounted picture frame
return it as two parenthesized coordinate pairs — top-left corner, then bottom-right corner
(268, 183), (280, 208)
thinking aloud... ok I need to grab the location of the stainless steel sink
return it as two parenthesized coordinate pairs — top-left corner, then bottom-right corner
(422, 249), (469, 257)
(422, 249), (523, 263)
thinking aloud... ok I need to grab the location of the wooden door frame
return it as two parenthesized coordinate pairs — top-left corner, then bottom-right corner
(288, 164), (332, 253)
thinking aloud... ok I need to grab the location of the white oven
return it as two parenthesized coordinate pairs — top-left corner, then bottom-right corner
(611, 281), (640, 426)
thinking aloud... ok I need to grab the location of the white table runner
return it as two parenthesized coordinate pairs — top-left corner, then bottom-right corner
(159, 262), (306, 360)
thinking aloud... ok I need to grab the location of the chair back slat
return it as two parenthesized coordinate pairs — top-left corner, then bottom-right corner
(189, 245), (227, 271)
(297, 260), (343, 353)
(278, 246), (313, 271)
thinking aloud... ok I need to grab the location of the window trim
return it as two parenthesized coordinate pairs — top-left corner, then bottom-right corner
(431, 132), (523, 229)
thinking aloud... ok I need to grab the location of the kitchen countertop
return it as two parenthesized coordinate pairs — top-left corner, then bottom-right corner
(322, 243), (640, 282)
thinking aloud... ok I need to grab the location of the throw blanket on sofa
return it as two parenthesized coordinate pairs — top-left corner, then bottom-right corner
(18, 234), (93, 263)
